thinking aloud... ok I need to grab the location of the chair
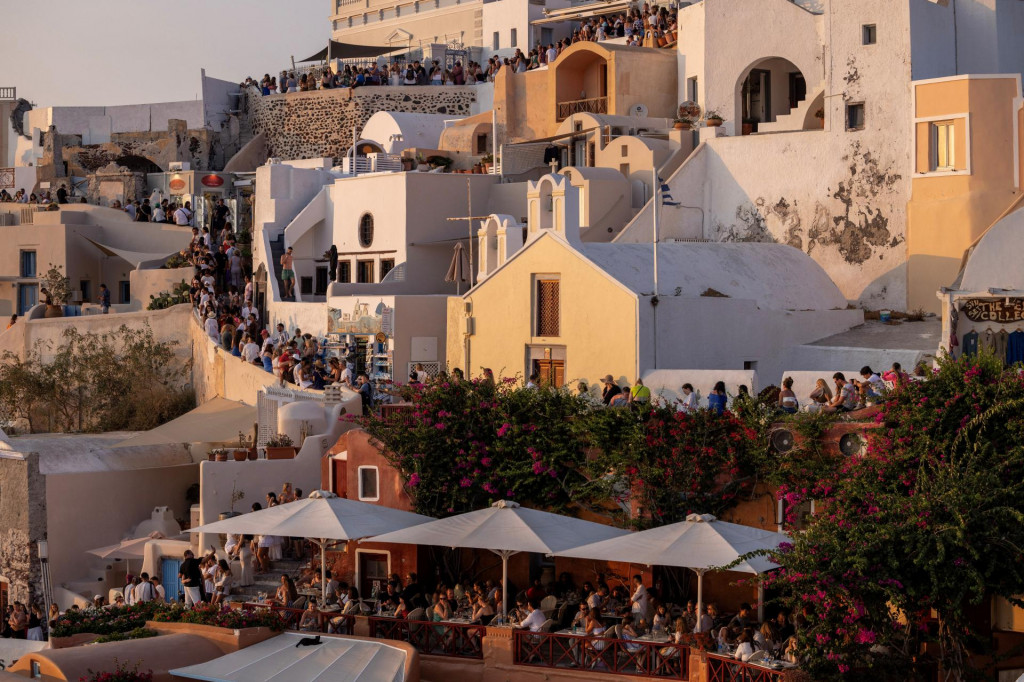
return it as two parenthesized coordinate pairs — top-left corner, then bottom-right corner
(540, 595), (558, 612)
(746, 649), (768, 664)
(556, 601), (570, 627)
(540, 618), (558, 633)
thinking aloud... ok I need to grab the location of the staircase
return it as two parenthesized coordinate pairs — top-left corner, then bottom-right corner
(757, 81), (825, 133)
(269, 233), (288, 300)
(231, 557), (307, 603)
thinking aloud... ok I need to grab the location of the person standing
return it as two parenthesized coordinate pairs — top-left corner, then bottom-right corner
(280, 246), (295, 299)
(56, 184), (68, 204)
(179, 549), (203, 606)
(174, 201), (194, 226)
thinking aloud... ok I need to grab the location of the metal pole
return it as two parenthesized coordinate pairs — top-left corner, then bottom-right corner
(352, 128), (358, 177)
(466, 177), (474, 288)
(321, 540), (328, 604)
(502, 552), (509, 621)
(652, 167), (659, 370)
(757, 581), (765, 623)
(694, 569), (704, 634)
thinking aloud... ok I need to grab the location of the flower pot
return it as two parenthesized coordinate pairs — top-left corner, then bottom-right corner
(741, 123), (753, 136)
(247, 448), (258, 461)
(401, 158), (415, 172)
(473, 164), (483, 174)
(483, 163), (492, 173)
(44, 304), (64, 318)
(232, 449), (247, 462)
(208, 451), (217, 461)
(707, 119), (723, 128)
(215, 451), (228, 462)
(266, 446), (296, 460)
(674, 121), (690, 130)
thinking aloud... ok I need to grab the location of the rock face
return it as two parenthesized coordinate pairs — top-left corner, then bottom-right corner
(0, 452), (46, 607)
(245, 86), (478, 162)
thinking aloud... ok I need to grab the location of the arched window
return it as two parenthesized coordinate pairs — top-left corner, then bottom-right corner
(358, 213), (374, 247)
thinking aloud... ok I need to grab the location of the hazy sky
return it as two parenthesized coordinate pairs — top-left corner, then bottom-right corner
(2, 0), (330, 108)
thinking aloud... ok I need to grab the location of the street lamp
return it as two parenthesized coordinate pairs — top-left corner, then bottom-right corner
(37, 539), (52, 627)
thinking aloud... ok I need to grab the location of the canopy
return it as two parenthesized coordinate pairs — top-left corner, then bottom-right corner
(83, 236), (180, 270)
(87, 535), (174, 560)
(368, 500), (629, 618)
(445, 242), (470, 294)
(111, 397), (257, 449)
(190, 491), (434, 602)
(170, 632), (407, 682)
(557, 513), (790, 623)
(299, 40), (399, 63)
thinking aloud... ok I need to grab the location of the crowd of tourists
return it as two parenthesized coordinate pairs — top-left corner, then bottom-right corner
(0, 184), (71, 205)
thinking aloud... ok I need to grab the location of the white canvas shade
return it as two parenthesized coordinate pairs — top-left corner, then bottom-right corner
(189, 491), (434, 603)
(366, 500), (630, 619)
(556, 513), (790, 624)
(88, 533), (186, 576)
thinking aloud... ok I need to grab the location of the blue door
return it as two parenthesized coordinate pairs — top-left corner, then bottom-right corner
(17, 284), (37, 315)
(161, 558), (183, 603)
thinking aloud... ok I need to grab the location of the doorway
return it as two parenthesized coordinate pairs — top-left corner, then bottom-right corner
(788, 72), (806, 109)
(18, 283), (38, 315)
(358, 551), (390, 598)
(742, 68), (771, 126)
(161, 558), (182, 603)
(532, 359), (565, 387)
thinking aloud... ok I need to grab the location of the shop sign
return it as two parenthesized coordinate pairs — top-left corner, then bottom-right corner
(960, 298), (1024, 323)
(169, 178), (187, 193)
(201, 174), (224, 187)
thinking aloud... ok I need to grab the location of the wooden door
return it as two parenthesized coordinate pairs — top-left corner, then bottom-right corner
(533, 360), (565, 388)
(359, 552), (390, 599)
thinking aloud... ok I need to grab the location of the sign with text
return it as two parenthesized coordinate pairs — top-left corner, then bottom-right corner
(960, 298), (1024, 323)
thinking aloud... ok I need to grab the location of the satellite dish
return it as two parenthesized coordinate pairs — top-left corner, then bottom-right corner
(838, 433), (866, 457)
(631, 103), (648, 118)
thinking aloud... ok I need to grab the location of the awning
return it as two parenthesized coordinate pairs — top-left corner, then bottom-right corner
(110, 397), (257, 449)
(83, 237), (179, 270)
(533, 0), (633, 25)
(299, 40), (401, 63)
(170, 632), (408, 682)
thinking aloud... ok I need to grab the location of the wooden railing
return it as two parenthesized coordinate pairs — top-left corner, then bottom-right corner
(557, 96), (608, 121)
(242, 603), (354, 635)
(513, 629), (689, 679)
(369, 616), (485, 658)
(705, 652), (790, 682)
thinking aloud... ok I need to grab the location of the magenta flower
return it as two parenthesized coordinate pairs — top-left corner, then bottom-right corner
(459, 477), (472, 487)
(497, 423), (511, 437)
(409, 473), (421, 487)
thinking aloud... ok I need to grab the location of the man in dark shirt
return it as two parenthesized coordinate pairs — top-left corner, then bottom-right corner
(357, 373), (374, 413)
(179, 549), (203, 606)
(601, 374), (622, 405)
(402, 572), (424, 609)
(56, 184), (68, 204)
(211, 198), (229, 232)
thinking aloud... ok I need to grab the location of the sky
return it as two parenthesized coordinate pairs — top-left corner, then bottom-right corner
(2, 0), (330, 108)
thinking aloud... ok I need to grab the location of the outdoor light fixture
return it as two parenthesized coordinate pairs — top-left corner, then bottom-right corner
(36, 539), (48, 560)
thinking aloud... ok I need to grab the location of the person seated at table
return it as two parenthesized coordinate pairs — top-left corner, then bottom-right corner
(552, 572), (576, 599)
(569, 602), (590, 630)
(518, 599), (546, 632)
(727, 602), (753, 630)
(299, 600), (321, 631)
(394, 596), (410, 619)
(491, 586), (503, 613)
(734, 630), (756, 661)
(432, 593), (453, 622)
(755, 621), (778, 653)
(775, 610), (794, 642)
(484, 580), (499, 603)
(471, 594), (495, 625)
(526, 578), (547, 602)
(716, 626), (732, 652)
(276, 574), (298, 606)
(341, 587), (361, 615)
(782, 635), (800, 664)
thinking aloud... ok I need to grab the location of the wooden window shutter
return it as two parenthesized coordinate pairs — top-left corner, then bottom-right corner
(536, 280), (560, 337)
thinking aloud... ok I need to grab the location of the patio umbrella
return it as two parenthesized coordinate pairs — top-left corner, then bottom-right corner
(556, 513), (789, 624)
(88, 532), (183, 577)
(189, 491), (434, 603)
(445, 242), (470, 294)
(366, 500), (630, 620)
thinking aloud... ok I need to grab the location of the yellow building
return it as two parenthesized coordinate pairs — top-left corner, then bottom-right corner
(906, 74), (1024, 313)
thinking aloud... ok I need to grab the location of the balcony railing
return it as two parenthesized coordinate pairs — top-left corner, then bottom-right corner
(242, 603), (355, 635)
(0, 87), (15, 100)
(369, 616), (485, 658)
(513, 629), (689, 679)
(556, 96), (608, 121)
(705, 652), (791, 682)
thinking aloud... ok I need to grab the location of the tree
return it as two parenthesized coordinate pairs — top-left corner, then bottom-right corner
(760, 352), (1024, 681)
(0, 324), (194, 433)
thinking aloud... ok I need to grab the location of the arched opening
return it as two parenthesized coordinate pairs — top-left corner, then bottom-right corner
(115, 155), (162, 174)
(537, 179), (555, 231)
(553, 48), (609, 121)
(734, 57), (806, 134)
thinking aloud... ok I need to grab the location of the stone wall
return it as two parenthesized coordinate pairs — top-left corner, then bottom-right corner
(0, 452), (46, 606)
(245, 86), (480, 162)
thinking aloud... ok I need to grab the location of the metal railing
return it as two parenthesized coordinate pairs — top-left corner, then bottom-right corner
(513, 630), (689, 679)
(556, 96), (608, 121)
(341, 153), (403, 175)
(706, 653), (789, 682)
(0, 87), (15, 100)
(369, 616), (485, 658)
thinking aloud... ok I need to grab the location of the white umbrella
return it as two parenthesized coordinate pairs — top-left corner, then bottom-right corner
(366, 500), (630, 620)
(556, 513), (789, 625)
(444, 242), (470, 295)
(189, 491), (434, 603)
(88, 532), (182, 577)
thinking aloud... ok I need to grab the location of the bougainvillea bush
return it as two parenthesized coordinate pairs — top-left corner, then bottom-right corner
(53, 601), (284, 638)
(761, 352), (1024, 681)
(79, 659), (153, 682)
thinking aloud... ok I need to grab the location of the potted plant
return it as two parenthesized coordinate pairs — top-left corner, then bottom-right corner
(265, 433), (296, 460)
(814, 108), (825, 128)
(236, 431), (257, 460)
(401, 156), (415, 172)
(220, 483), (245, 521)
(741, 117), (759, 136)
(213, 448), (228, 462)
(705, 110), (725, 127)
(416, 154), (429, 172)
(42, 264), (72, 318)
(481, 153), (494, 173)
(673, 117), (694, 130)
(207, 448), (222, 462)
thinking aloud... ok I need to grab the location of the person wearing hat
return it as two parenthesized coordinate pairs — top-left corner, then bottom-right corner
(205, 310), (220, 344)
(601, 375), (622, 406)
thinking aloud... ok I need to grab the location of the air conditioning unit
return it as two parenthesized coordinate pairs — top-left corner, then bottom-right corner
(70, 290), (83, 303)
(168, 162), (190, 172)
(462, 317), (475, 336)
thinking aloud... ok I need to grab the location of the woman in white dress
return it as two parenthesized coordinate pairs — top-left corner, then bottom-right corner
(238, 534), (254, 586)
(213, 559), (233, 604)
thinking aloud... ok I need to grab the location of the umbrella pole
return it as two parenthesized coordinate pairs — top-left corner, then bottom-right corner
(320, 540), (327, 605)
(502, 553), (509, 622)
(757, 582), (764, 623)
(695, 569), (704, 634)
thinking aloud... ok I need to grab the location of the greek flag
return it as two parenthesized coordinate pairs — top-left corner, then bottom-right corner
(660, 178), (679, 206)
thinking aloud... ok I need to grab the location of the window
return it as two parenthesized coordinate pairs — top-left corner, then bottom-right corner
(541, 27), (553, 45)
(862, 24), (877, 45)
(846, 103), (865, 131)
(79, 280), (91, 303)
(118, 281), (130, 304)
(357, 260), (374, 283)
(511, 28), (518, 47)
(358, 213), (374, 247)
(931, 121), (955, 171)
(339, 261), (352, 283)
(315, 266), (328, 295)
(493, 32), (500, 50)
(687, 76), (699, 103)
(474, 133), (489, 155)
(535, 279), (560, 337)
(380, 259), (395, 280)
(19, 250), (36, 278)
(620, 144), (628, 157)
(358, 466), (379, 501)
(619, 163), (630, 177)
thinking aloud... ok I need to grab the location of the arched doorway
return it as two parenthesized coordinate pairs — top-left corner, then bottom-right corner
(734, 57), (806, 133)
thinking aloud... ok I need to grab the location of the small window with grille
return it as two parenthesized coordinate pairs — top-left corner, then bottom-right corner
(535, 279), (560, 337)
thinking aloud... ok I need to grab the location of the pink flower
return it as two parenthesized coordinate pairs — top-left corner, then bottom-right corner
(855, 629), (876, 644)
(497, 423), (511, 437)
(459, 477), (472, 487)
(480, 457), (492, 467)
(408, 473), (421, 487)
(532, 461), (546, 475)
(435, 422), (447, 430)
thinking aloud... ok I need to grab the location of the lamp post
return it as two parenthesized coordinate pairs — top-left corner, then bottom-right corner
(37, 540), (52, 628)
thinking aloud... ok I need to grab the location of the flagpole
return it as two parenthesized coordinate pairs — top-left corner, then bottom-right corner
(652, 168), (659, 369)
